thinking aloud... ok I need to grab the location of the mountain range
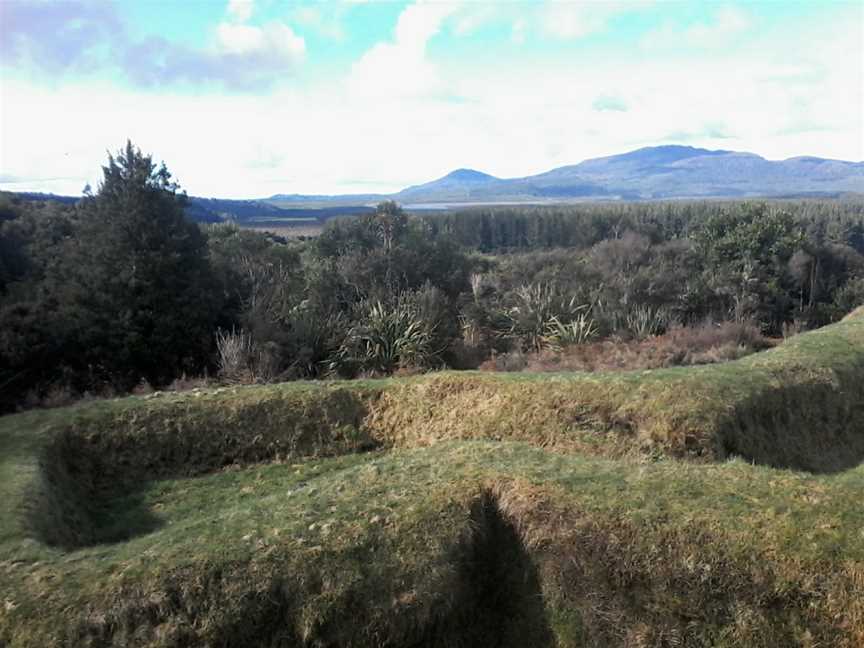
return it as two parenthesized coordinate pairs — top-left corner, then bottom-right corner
(11, 145), (864, 224)
(383, 145), (864, 205)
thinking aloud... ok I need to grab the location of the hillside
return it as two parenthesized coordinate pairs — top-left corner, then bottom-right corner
(260, 145), (864, 205)
(10, 193), (367, 228)
(236, 146), (864, 206)
(2, 308), (864, 646)
(12, 146), (864, 221)
(393, 146), (864, 204)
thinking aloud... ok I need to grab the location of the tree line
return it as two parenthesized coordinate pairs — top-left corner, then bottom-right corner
(2, 143), (863, 411)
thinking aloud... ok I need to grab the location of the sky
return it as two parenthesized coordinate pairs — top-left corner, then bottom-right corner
(0, 0), (862, 199)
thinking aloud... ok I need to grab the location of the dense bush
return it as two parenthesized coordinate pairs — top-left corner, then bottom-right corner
(2, 145), (863, 410)
(481, 321), (774, 373)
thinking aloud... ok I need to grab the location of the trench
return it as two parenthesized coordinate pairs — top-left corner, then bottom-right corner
(101, 491), (557, 648)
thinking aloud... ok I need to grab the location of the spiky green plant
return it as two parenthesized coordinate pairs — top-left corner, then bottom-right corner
(505, 283), (590, 351)
(331, 296), (442, 376)
(623, 304), (672, 340)
(542, 313), (599, 349)
(280, 305), (347, 378)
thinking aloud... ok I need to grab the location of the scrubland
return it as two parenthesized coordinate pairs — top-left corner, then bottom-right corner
(2, 308), (864, 647)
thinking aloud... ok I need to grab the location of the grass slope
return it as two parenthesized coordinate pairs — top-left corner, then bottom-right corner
(1, 311), (864, 646)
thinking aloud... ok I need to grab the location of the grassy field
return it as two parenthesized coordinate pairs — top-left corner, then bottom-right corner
(2, 309), (864, 646)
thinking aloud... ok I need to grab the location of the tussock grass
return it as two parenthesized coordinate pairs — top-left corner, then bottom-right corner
(1, 309), (864, 645)
(374, 311), (864, 471)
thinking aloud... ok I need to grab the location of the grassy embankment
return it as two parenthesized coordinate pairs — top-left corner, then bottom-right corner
(2, 308), (864, 646)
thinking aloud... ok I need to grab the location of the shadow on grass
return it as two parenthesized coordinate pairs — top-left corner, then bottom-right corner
(25, 387), (380, 549)
(23, 439), (165, 548)
(201, 491), (555, 647)
(719, 375), (864, 474)
(86, 488), (165, 545)
(406, 492), (554, 647)
(452, 492), (554, 647)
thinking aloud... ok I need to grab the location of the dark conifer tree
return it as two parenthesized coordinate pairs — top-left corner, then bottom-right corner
(57, 141), (216, 388)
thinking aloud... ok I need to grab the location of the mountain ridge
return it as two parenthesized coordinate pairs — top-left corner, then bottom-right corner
(9, 145), (863, 224)
(386, 145), (864, 204)
(262, 145), (863, 205)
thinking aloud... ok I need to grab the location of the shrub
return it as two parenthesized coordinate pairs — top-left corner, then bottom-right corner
(542, 313), (599, 349)
(832, 277), (864, 321)
(622, 303), (673, 339)
(165, 373), (212, 392)
(215, 328), (279, 384)
(479, 350), (529, 372)
(279, 305), (347, 378)
(330, 294), (444, 377)
(504, 283), (590, 351)
(481, 320), (773, 373)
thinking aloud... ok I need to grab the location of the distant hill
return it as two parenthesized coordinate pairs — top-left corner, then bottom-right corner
(260, 146), (863, 206)
(396, 169), (503, 202)
(11, 146), (864, 220)
(11, 193), (365, 227)
(13, 192), (81, 206)
(391, 146), (864, 204)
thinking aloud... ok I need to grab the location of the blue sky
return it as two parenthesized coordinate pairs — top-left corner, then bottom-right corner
(0, 0), (861, 198)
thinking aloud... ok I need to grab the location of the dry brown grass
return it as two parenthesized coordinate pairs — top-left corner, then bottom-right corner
(481, 321), (775, 374)
(844, 305), (864, 321)
(165, 373), (213, 392)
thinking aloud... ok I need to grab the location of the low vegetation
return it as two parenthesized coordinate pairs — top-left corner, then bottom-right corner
(3, 144), (864, 412)
(3, 144), (864, 645)
(481, 320), (774, 373)
(2, 308), (864, 646)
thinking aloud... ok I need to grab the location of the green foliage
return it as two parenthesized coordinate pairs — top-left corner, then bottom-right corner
(832, 277), (864, 320)
(278, 303), (347, 378)
(420, 198), (864, 254)
(206, 223), (309, 378)
(206, 222), (303, 326)
(69, 143), (217, 387)
(542, 313), (599, 349)
(315, 202), (474, 301)
(502, 283), (590, 351)
(690, 205), (805, 328)
(3, 312), (864, 645)
(331, 292), (443, 376)
(3, 165), (864, 410)
(616, 303), (672, 340)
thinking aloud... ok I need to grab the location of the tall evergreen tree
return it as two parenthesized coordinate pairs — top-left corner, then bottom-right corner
(56, 141), (216, 388)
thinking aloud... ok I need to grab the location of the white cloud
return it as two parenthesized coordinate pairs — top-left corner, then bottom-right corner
(215, 21), (305, 60)
(216, 23), (264, 54)
(685, 5), (751, 47)
(540, 1), (650, 40)
(643, 5), (752, 50)
(0, 3), (860, 198)
(512, 18), (526, 45)
(392, 0), (458, 52)
(217, 0), (303, 63)
(348, 0), (462, 100)
(452, 5), (496, 37)
(226, 0), (254, 23)
(292, 6), (345, 40)
(0, 0), (304, 90)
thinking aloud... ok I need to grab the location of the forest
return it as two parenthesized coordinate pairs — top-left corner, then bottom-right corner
(2, 143), (864, 412)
